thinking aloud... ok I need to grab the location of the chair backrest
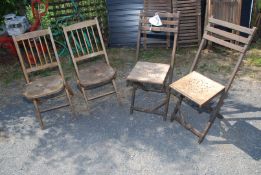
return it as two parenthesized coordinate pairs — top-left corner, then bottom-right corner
(191, 17), (256, 92)
(12, 27), (64, 83)
(62, 18), (109, 77)
(138, 11), (180, 81)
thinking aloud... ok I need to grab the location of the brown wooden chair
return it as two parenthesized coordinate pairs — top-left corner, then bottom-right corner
(169, 17), (256, 143)
(127, 11), (180, 120)
(62, 18), (120, 106)
(12, 28), (74, 129)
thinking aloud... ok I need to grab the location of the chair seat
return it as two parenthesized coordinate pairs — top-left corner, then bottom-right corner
(170, 71), (225, 107)
(127, 61), (170, 85)
(23, 75), (64, 99)
(78, 62), (116, 89)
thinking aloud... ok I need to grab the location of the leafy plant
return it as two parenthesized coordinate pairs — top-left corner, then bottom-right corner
(25, 4), (51, 29)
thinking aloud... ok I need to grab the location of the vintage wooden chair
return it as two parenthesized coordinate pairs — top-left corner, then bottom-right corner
(169, 17), (256, 143)
(12, 28), (74, 129)
(62, 18), (120, 106)
(127, 11), (180, 119)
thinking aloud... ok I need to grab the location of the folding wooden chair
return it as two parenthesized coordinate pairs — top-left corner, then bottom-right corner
(169, 17), (256, 143)
(62, 18), (120, 106)
(12, 28), (74, 129)
(127, 11), (180, 120)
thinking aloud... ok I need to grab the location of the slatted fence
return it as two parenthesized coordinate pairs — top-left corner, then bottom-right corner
(172, 0), (201, 47)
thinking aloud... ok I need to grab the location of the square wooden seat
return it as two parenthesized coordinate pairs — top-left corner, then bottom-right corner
(170, 71), (225, 107)
(24, 75), (64, 99)
(127, 61), (170, 85)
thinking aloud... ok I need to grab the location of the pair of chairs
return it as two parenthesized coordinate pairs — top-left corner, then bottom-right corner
(12, 18), (120, 129)
(127, 11), (256, 143)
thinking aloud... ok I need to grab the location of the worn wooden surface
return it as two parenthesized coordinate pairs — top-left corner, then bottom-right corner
(23, 75), (64, 99)
(206, 0), (242, 26)
(78, 62), (116, 89)
(170, 71), (225, 106)
(172, 0), (201, 47)
(127, 61), (170, 85)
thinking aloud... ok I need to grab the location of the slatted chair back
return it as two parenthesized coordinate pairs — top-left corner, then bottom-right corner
(63, 18), (108, 77)
(12, 28), (65, 83)
(137, 11), (180, 78)
(191, 17), (256, 92)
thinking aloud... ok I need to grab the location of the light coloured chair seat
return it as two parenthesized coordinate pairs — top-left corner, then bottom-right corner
(170, 71), (225, 107)
(78, 62), (116, 89)
(23, 75), (64, 99)
(127, 61), (170, 85)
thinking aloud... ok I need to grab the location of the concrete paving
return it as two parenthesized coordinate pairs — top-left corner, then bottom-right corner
(0, 76), (260, 175)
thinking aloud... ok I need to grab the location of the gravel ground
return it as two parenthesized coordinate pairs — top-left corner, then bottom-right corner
(0, 58), (260, 174)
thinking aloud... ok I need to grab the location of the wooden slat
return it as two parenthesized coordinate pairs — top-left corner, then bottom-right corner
(141, 26), (178, 33)
(38, 37), (48, 64)
(141, 18), (179, 25)
(203, 34), (245, 52)
(205, 25), (250, 44)
(43, 36), (53, 63)
(26, 62), (58, 73)
(74, 51), (104, 62)
(22, 40), (32, 68)
(209, 17), (254, 35)
(63, 20), (96, 32)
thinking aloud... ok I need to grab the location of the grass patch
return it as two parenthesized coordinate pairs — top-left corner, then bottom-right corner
(0, 63), (23, 85)
(246, 39), (261, 67)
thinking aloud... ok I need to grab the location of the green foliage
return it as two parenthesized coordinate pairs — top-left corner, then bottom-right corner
(25, 4), (51, 29)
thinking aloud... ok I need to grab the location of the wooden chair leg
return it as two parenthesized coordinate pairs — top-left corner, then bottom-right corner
(163, 91), (171, 121)
(80, 87), (89, 106)
(130, 87), (137, 114)
(170, 95), (184, 122)
(112, 79), (121, 105)
(65, 88), (76, 118)
(65, 82), (74, 96)
(198, 96), (225, 143)
(33, 100), (44, 129)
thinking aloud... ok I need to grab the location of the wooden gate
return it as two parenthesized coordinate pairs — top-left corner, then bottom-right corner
(206, 0), (242, 25)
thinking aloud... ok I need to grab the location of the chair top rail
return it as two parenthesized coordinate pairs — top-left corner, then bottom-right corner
(140, 18), (179, 25)
(209, 17), (255, 35)
(141, 26), (178, 33)
(63, 19), (96, 32)
(14, 28), (50, 41)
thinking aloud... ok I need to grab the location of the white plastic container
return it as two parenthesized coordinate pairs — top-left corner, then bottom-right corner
(4, 14), (30, 36)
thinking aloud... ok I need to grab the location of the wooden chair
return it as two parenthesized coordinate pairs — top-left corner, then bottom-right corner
(12, 28), (74, 129)
(169, 17), (256, 143)
(127, 11), (180, 119)
(62, 18), (120, 106)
